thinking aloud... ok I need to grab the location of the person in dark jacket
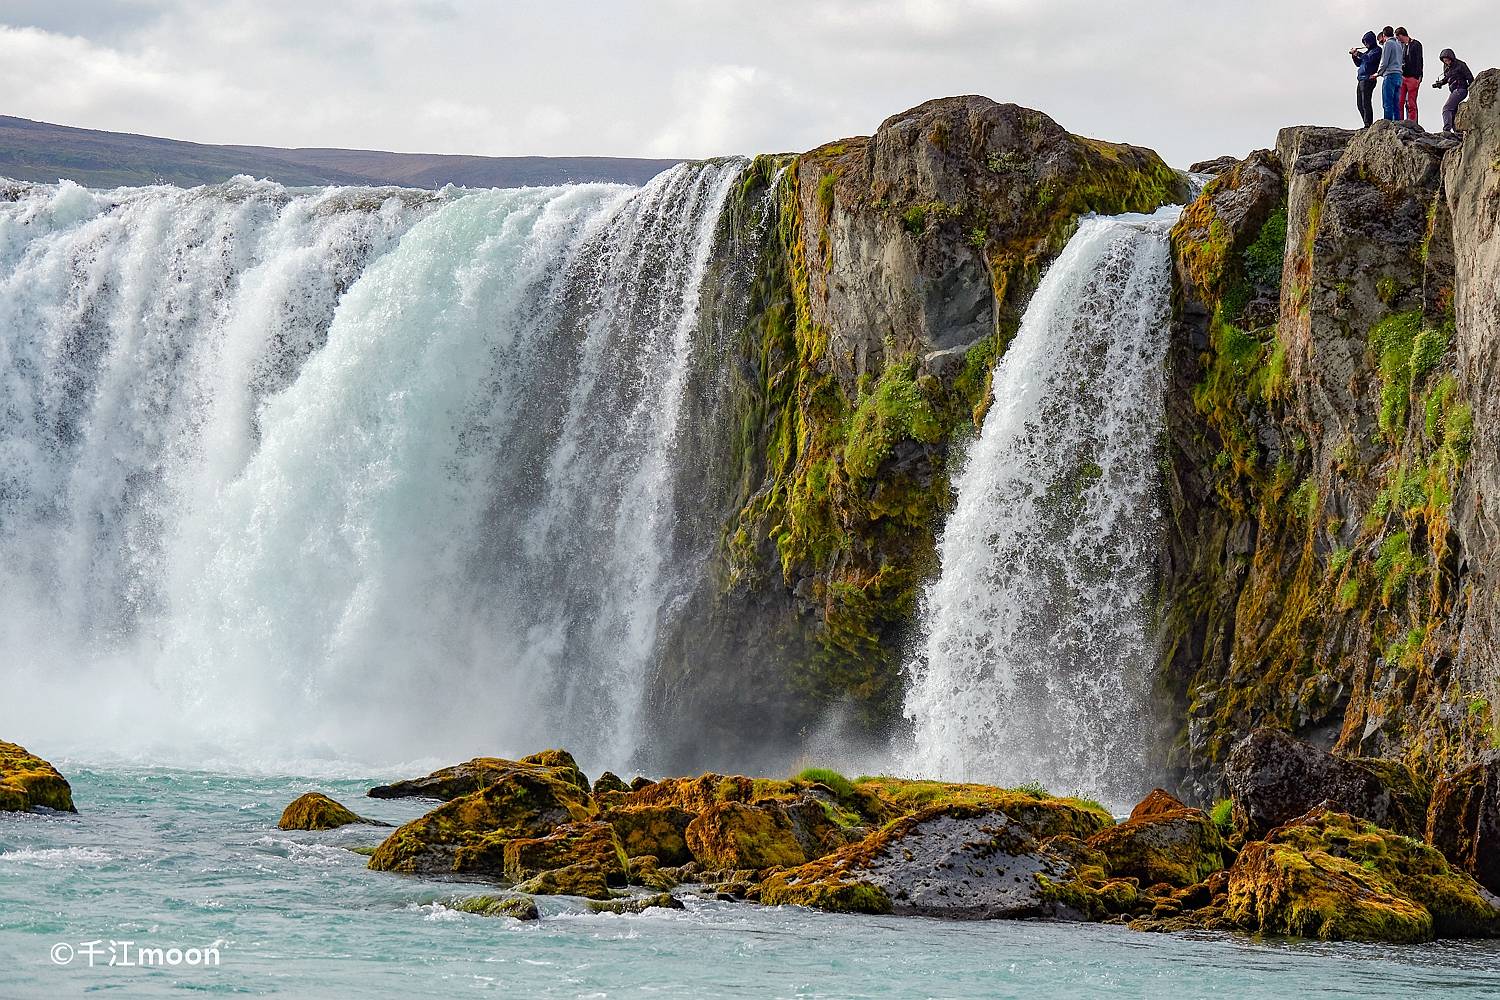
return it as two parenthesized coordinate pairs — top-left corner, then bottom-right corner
(1432, 49), (1475, 133)
(1350, 30), (1381, 127)
(1396, 28), (1423, 123)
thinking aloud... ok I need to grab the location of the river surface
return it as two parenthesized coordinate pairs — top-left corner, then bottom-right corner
(2, 764), (1499, 999)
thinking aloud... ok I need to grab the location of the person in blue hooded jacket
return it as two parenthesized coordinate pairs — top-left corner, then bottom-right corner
(1349, 30), (1381, 127)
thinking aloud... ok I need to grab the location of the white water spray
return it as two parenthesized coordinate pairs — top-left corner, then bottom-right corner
(903, 208), (1180, 807)
(0, 164), (741, 774)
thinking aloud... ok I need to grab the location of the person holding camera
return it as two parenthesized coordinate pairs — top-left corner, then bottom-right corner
(1432, 49), (1475, 133)
(1375, 26), (1405, 121)
(1396, 28), (1423, 123)
(1350, 30), (1382, 128)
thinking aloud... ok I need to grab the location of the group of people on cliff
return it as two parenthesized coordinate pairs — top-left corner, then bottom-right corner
(1350, 26), (1473, 132)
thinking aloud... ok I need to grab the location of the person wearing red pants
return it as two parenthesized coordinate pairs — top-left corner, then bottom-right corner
(1396, 27), (1424, 123)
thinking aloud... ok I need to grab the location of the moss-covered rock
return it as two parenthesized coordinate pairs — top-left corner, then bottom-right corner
(368, 753), (585, 801)
(519, 749), (590, 792)
(367, 767), (594, 874)
(471, 820), (627, 886)
(855, 777), (1114, 839)
(761, 792), (1112, 919)
(513, 862), (614, 900)
(277, 792), (383, 830)
(602, 804), (696, 866)
(587, 892), (685, 914)
(592, 771), (630, 795)
(1162, 120), (1478, 804)
(649, 99), (1188, 769)
(1225, 809), (1500, 941)
(1427, 752), (1500, 895)
(686, 801), (809, 870)
(1223, 729), (1429, 838)
(452, 894), (540, 920)
(1087, 789), (1224, 887)
(0, 741), (74, 813)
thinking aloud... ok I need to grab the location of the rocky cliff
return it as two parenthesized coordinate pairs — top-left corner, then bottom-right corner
(649, 96), (1186, 770)
(1162, 70), (1500, 799)
(649, 77), (1500, 802)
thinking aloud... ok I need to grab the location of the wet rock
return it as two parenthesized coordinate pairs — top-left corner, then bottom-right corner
(277, 792), (385, 830)
(588, 892), (684, 914)
(514, 863), (614, 900)
(368, 752), (584, 801)
(629, 776), (656, 792)
(1225, 809), (1500, 942)
(366, 767), (594, 874)
(1427, 752), (1500, 894)
(452, 894), (540, 920)
(625, 855), (679, 891)
(1224, 728), (1429, 838)
(592, 771), (629, 795)
(1087, 789), (1224, 887)
(0, 741), (74, 813)
(685, 801), (809, 870)
(456, 820), (627, 887)
(1189, 155), (1239, 176)
(601, 804), (696, 866)
(760, 793), (1112, 918)
(1443, 70), (1500, 710)
(518, 750), (590, 792)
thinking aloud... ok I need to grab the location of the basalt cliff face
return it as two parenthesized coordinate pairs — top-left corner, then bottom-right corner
(1162, 69), (1500, 800)
(648, 95), (1187, 770)
(649, 74), (1500, 802)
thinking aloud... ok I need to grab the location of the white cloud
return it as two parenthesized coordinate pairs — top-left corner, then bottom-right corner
(0, 2), (1495, 166)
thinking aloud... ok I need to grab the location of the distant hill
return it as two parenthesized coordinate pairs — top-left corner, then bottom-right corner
(0, 115), (682, 190)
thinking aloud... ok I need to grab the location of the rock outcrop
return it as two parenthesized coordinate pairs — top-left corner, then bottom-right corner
(760, 791), (1112, 917)
(1086, 789), (1224, 887)
(0, 741), (75, 813)
(1427, 751), (1500, 895)
(278, 792), (384, 830)
(1160, 110), (1491, 802)
(368, 751), (587, 800)
(1442, 70), (1500, 751)
(1223, 728), (1428, 838)
(1225, 808), (1500, 941)
(650, 96), (1187, 771)
(367, 765), (594, 874)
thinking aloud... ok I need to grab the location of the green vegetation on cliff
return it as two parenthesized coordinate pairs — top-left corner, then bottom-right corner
(714, 98), (1186, 731)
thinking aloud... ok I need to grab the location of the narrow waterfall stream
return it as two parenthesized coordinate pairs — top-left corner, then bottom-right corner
(903, 208), (1180, 807)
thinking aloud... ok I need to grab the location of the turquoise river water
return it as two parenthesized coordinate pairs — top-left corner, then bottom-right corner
(2, 764), (1499, 998)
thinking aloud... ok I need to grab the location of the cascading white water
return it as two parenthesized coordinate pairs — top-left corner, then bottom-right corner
(902, 207), (1180, 807)
(0, 163), (742, 774)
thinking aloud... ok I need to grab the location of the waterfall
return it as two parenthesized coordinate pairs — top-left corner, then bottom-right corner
(902, 208), (1180, 807)
(0, 163), (742, 773)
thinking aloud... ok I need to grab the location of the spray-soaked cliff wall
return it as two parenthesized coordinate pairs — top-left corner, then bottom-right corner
(650, 96), (1187, 771)
(1161, 71), (1500, 800)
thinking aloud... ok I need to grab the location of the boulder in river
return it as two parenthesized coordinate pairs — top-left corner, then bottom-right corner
(0, 741), (75, 813)
(760, 791), (1113, 918)
(278, 792), (385, 830)
(367, 765), (594, 874)
(452, 894), (540, 920)
(1224, 728), (1429, 838)
(1225, 808), (1500, 942)
(368, 750), (586, 801)
(1086, 789), (1224, 888)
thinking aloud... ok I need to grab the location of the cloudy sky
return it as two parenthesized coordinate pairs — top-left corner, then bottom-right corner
(1, 1), (1494, 167)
